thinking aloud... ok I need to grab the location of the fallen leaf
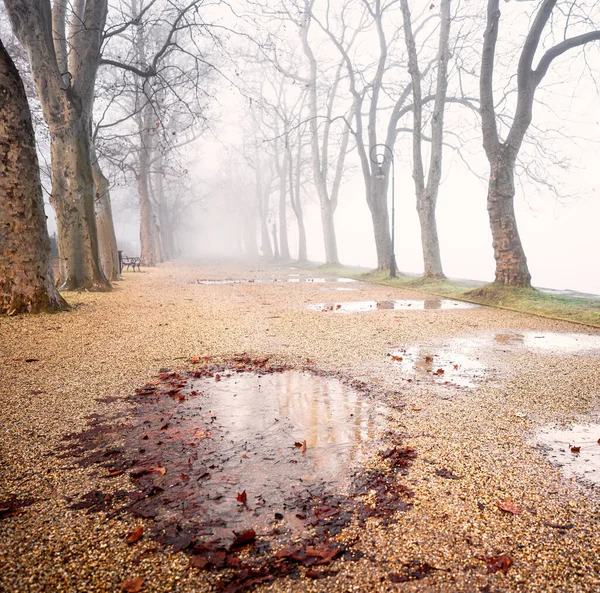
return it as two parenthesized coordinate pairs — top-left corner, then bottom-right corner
(570, 446), (581, 453)
(306, 569), (338, 579)
(496, 499), (522, 515)
(391, 355), (403, 362)
(148, 465), (166, 476)
(230, 529), (256, 548)
(236, 491), (247, 504)
(301, 440), (307, 454)
(126, 526), (144, 545)
(241, 454), (249, 459)
(120, 577), (145, 592)
(481, 553), (513, 574)
(215, 374), (221, 382)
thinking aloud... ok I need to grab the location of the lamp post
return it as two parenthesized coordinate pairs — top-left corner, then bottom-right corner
(369, 144), (396, 278)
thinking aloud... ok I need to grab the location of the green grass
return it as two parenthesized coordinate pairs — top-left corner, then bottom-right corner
(318, 264), (600, 328)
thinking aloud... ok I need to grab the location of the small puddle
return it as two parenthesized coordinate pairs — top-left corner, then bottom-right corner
(493, 331), (600, 353)
(388, 346), (487, 388)
(309, 299), (478, 313)
(193, 277), (359, 285)
(282, 277), (358, 284)
(535, 423), (600, 486)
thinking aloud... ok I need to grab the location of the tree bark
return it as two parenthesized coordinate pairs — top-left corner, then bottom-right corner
(138, 132), (156, 266)
(417, 194), (444, 278)
(368, 184), (393, 270)
(49, 106), (109, 289)
(91, 143), (119, 281)
(0, 39), (67, 314)
(487, 152), (531, 285)
(4, 0), (111, 291)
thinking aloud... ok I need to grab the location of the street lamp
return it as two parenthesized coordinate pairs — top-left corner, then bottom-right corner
(369, 143), (396, 278)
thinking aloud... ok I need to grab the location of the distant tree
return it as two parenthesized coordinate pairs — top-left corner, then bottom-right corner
(0, 38), (66, 314)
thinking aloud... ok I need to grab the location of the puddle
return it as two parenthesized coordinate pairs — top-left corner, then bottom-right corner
(309, 299), (478, 313)
(388, 346), (487, 388)
(60, 361), (415, 588)
(278, 277), (358, 284)
(535, 423), (600, 486)
(497, 332), (600, 353)
(193, 277), (359, 285)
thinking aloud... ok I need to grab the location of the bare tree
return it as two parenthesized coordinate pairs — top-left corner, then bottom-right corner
(401, 0), (451, 279)
(0, 38), (66, 314)
(480, 0), (600, 286)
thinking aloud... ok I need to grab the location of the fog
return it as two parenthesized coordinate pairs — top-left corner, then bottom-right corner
(38, 0), (600, 294)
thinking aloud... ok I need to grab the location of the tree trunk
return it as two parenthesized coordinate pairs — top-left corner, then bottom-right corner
(487, 154), (531, 286)
(91, 144), (119, 281)
(271, 223), (280, 260)
(319, 201), (338, 265)
(417, 192), (444, 278)
(138, 143), (155, 267)
(0, 40), (67, 314)
(368, 179), (392, 270)
(278, 153), (290, 260)
(49, 107), (110, 290)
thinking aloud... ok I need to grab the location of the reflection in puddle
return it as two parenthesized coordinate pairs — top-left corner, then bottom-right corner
(389, 346), (487, 388)
(536, 424), (600, 486)
(128, 371), (387, 541)
(309, 299), (478, 313)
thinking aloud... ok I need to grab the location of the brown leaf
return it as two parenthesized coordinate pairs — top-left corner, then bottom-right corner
(120, 577), (145, 592)
(570, 446), (581, 453)
(301, 440), (307, 454)
(482, 554), (513, 574)
(230, 529), (256, 548)
(496, 499), (522, 515)
(391, 355), (403, 362)
(215, 374), (221, 382)
(148, 465), (166, 476)
(126, 526), (144, 545)
(236, 490), (247, 504)
(306, 569), (338, 579)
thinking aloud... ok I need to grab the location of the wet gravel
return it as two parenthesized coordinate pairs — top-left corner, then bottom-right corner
(1, 260), (599, 593)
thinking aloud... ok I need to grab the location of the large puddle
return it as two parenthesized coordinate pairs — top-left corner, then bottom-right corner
(61, 362), (415, 588)
(309, 299), (478, 313)
(142, 371), (386, 539)
(535, 423), (600, 486)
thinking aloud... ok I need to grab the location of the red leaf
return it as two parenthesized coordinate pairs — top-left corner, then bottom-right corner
(570, 446), (581, 453)
(215, 374), (221, 382)
(236, 491), (247, 504)
(231, 529), (256, 548)
(391, 355), (403, 362)
(301, 440), (307, 454)
(496, 499), (522, 515)
(126, 526), (144, 545)
(120, 577), (145, 592)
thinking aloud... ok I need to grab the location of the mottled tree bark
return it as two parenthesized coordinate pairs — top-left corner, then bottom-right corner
(0, 40), (67, 314)
(91, 143), (119, 281)
(4, 0), (110, 291)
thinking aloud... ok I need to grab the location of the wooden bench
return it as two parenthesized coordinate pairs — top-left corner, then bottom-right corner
(121, 254), (141, 272)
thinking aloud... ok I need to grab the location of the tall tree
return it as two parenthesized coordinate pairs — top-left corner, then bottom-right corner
(4, 0), (111, 290)
(0, 38), (66, 314)
(401, 0), (451, 279)
(480, 0), (600, 286)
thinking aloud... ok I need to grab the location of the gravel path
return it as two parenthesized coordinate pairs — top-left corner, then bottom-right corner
(1, 261), (599, 593)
